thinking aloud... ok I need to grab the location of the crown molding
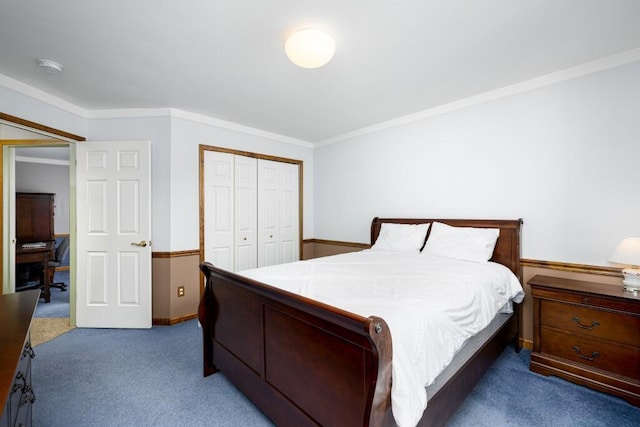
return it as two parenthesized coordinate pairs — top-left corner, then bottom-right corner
(3, 47), (639, 150)
(87, 107), (314, 148)
(316, 48), (640, 147)
(0, 74), (88, 117)
(168, 109), (314, 148)
(15, 155), (70, 166)
(1, 76), (314, 149)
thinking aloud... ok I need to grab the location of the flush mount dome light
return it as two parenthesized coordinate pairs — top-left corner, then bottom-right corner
(285, 28), (335, 69)
(37, 59), (63, 73)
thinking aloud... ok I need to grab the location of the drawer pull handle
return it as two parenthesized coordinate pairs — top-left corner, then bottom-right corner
(23, 342), (35, 359)
(571, 317), (600, 330)
(572, 345), (600, 362)
(20, 385), (36, 405)
(12, 371), (26, 393)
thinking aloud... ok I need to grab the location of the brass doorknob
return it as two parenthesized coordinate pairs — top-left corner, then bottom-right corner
(131, 241), (148, 247)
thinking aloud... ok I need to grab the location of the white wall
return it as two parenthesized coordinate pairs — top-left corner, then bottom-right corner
(314, 61), (640, 266)
(0, 79), (315, 253)
(86, 113), (314, 252)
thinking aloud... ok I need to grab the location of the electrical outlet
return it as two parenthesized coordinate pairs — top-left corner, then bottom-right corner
(177, 286), (185, 297)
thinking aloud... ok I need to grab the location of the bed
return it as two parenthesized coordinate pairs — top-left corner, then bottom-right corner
(198, 217), (523, 427)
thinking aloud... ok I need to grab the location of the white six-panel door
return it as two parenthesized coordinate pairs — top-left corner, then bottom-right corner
(75, 141), (152, 328)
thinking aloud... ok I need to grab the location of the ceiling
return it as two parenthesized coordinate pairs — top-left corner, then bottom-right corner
(1, 1), (639, 144)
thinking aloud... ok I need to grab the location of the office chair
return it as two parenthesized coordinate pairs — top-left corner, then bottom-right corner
(48, 236), (70, 291)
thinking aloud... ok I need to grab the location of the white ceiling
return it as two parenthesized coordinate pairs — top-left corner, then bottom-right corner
(1, 1), (639, 144)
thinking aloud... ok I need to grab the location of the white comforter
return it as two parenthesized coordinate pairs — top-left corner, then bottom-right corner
(238, 250), (524, 427)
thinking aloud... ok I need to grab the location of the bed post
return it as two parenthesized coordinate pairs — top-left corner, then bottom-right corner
(198, 262), (219, 377)
(367, 316), (394, 426)
(514, 218), (524, 353)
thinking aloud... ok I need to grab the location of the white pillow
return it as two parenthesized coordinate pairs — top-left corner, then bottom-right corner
(421, 221), (500, 262)
(371, 223), (430, 253)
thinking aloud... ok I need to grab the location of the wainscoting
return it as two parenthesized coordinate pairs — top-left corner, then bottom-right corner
(153, 240), (624, 347)
(151, 250), (201, 325)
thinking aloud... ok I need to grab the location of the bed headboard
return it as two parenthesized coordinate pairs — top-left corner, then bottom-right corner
(370, 217), (523, 280)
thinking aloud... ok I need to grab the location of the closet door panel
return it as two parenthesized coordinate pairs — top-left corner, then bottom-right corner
(258, 160), (281, 267)
(205, 151), (300, 273)
(235, 156), (258, 271)
(204, 151), (234, 271)
(279, 162), (299, 264)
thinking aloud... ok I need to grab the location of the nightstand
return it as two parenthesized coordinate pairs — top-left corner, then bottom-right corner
(529, 275), (640, 406)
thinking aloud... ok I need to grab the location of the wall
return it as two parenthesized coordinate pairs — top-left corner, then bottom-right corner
(1, 83), (315, 323)
(313, 61), (640, 345)
(88, 112), (314, 322)
(0, 80), (87, 137)
(313, 61), (640, 267)
(15, 161), (70, 234)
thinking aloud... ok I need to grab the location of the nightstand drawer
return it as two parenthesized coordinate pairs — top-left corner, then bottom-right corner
(534, 287), (640, 314)
(540, 300), (640, 347)
(540, 328), (640, 379)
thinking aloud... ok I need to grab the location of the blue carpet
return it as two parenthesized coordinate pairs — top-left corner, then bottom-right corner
(32, 320), (274, 426)
(32, 320), (640, 426)
(34, 270), (70, 318)
(447, 348), (640, 426)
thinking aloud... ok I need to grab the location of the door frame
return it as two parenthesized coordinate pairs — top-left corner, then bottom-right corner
(199, 144), (304, 292)
(0, 113), (84, 325)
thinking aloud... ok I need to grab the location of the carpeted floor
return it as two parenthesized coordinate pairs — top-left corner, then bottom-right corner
(34, 270), (70, 318)
(31, 319), (640, 427)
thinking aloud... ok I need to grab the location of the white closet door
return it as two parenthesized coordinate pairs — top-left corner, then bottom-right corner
(204, 151), (234, 271)
(279, 162), (300, 264)
(258, 159), (280, 267)
(258, 159), (299, 267)
(234, 155), (258, 271)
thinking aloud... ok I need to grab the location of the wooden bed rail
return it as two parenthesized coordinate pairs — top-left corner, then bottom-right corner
(198, 261), (394, 426)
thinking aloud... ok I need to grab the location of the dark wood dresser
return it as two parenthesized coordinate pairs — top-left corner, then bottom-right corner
(0, 290), (39, 427)
(529, 275), (640, 406)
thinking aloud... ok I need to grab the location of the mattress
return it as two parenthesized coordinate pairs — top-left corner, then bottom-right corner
(238, 249), (524, 427)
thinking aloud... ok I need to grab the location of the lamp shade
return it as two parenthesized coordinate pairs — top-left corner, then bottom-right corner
(285, 28), (335, 69)
(609, 237), (640, 266)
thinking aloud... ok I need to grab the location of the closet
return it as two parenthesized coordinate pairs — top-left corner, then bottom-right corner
(203, 150), (300, 272)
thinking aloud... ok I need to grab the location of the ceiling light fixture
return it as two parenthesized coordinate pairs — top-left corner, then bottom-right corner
(37, 59), (63, 74)
(285, 28), (335, 69)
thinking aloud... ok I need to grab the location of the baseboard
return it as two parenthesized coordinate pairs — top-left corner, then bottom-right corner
(152, 313), (198, 326)
(520, 338), (533, 350)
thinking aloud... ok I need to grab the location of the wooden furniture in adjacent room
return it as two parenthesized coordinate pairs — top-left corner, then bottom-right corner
(530, 275), (640, 406)
(199, 217), (523, 427)
(0, 290), (39, 427)
(16, 193), (55, 243)
(15, 192), (56, 302)
(16, 241), (56, 303)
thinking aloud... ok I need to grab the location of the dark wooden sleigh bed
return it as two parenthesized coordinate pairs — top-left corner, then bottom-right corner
(198, 217), (523, 427)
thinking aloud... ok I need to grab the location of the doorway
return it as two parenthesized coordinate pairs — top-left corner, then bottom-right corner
(0, 114), (83, 326)
(14, 146), (71, 320)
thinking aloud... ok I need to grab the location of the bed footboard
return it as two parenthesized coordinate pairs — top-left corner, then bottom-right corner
(198, 262), (394, 427)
